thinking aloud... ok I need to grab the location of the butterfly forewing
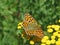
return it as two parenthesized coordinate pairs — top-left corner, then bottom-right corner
(22, 13), (44, 38)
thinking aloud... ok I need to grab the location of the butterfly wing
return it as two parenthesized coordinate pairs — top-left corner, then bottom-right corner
(22, 13), (44, 38)
(23, 13), (38, 30)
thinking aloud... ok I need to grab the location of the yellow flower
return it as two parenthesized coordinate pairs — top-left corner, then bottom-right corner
(17, 26), (22, 29)
(52, 25), (60, 31)
(57, 31), (60, 34)
(43, 36), (49, 40)
(47, 29), (53, 33)
(56, 40), (60, 45)
(55, 31), (60, 38)
(17, 22), (23, 29)
(57, 34), (60, 38)
(54, 25), (60, 31)
(47, 25), (52, 28)
(53, 32), (58, 36)
(58, 38), (60, 41)
(46, 40), (51, 44)
(41, 39), (47, 43)
(58, 19), (60, 22)
(30, 40), (34, 45)
(41, 43), (46, 45)
(51, 36), (55, 39)
(51, 25), (56, 28)
(50, 39), (56, 44)
(41, 36), (49, 43)
(18, 22), (23, 26)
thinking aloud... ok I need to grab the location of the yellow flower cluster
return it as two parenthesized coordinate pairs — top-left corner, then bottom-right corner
(17, 19), (60, 45)
(41, 24), (60, 45)
(17, 22), (23, 29)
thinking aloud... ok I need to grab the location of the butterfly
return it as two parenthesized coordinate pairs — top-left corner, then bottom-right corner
(22, 13), (44, 39)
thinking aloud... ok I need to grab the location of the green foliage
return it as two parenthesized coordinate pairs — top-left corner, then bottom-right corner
(0, 0), (60, 45)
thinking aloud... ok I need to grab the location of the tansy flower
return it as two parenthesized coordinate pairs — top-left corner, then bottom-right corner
(54, 25), (60, 31)
(45, 40), (51, 45)
(51, 25), (56, 28)
(53, 32), (58, 36)
(17, 26), (22, 29)
(41, 36), (49, 43)
(50, 39), (56, 44)
(56, 40), (60, 45)
(47, 25), (52, 28)
(43, 36), (49, 40)
(57, 31), (60, 34)
(30, 40), (34, 45)
(41, 39), (47, 43)
(57, 34), (60, 38)
(58, 38), (60, 41)
(18, 22), (23, 26)
(17, 22), (23, 29)
(51, 25), (60, 31)
(51, 35), (56, 39)
(53, 31), (60, 38)
(47, 28), (53, 33)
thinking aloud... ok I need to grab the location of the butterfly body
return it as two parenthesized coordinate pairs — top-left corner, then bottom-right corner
(22, 13), (44, 38)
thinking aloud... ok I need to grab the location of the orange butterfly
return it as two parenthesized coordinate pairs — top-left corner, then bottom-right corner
(22, 13), (44, 39)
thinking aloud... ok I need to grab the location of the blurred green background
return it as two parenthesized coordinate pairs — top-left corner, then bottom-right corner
(0, 0), (60, 45)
